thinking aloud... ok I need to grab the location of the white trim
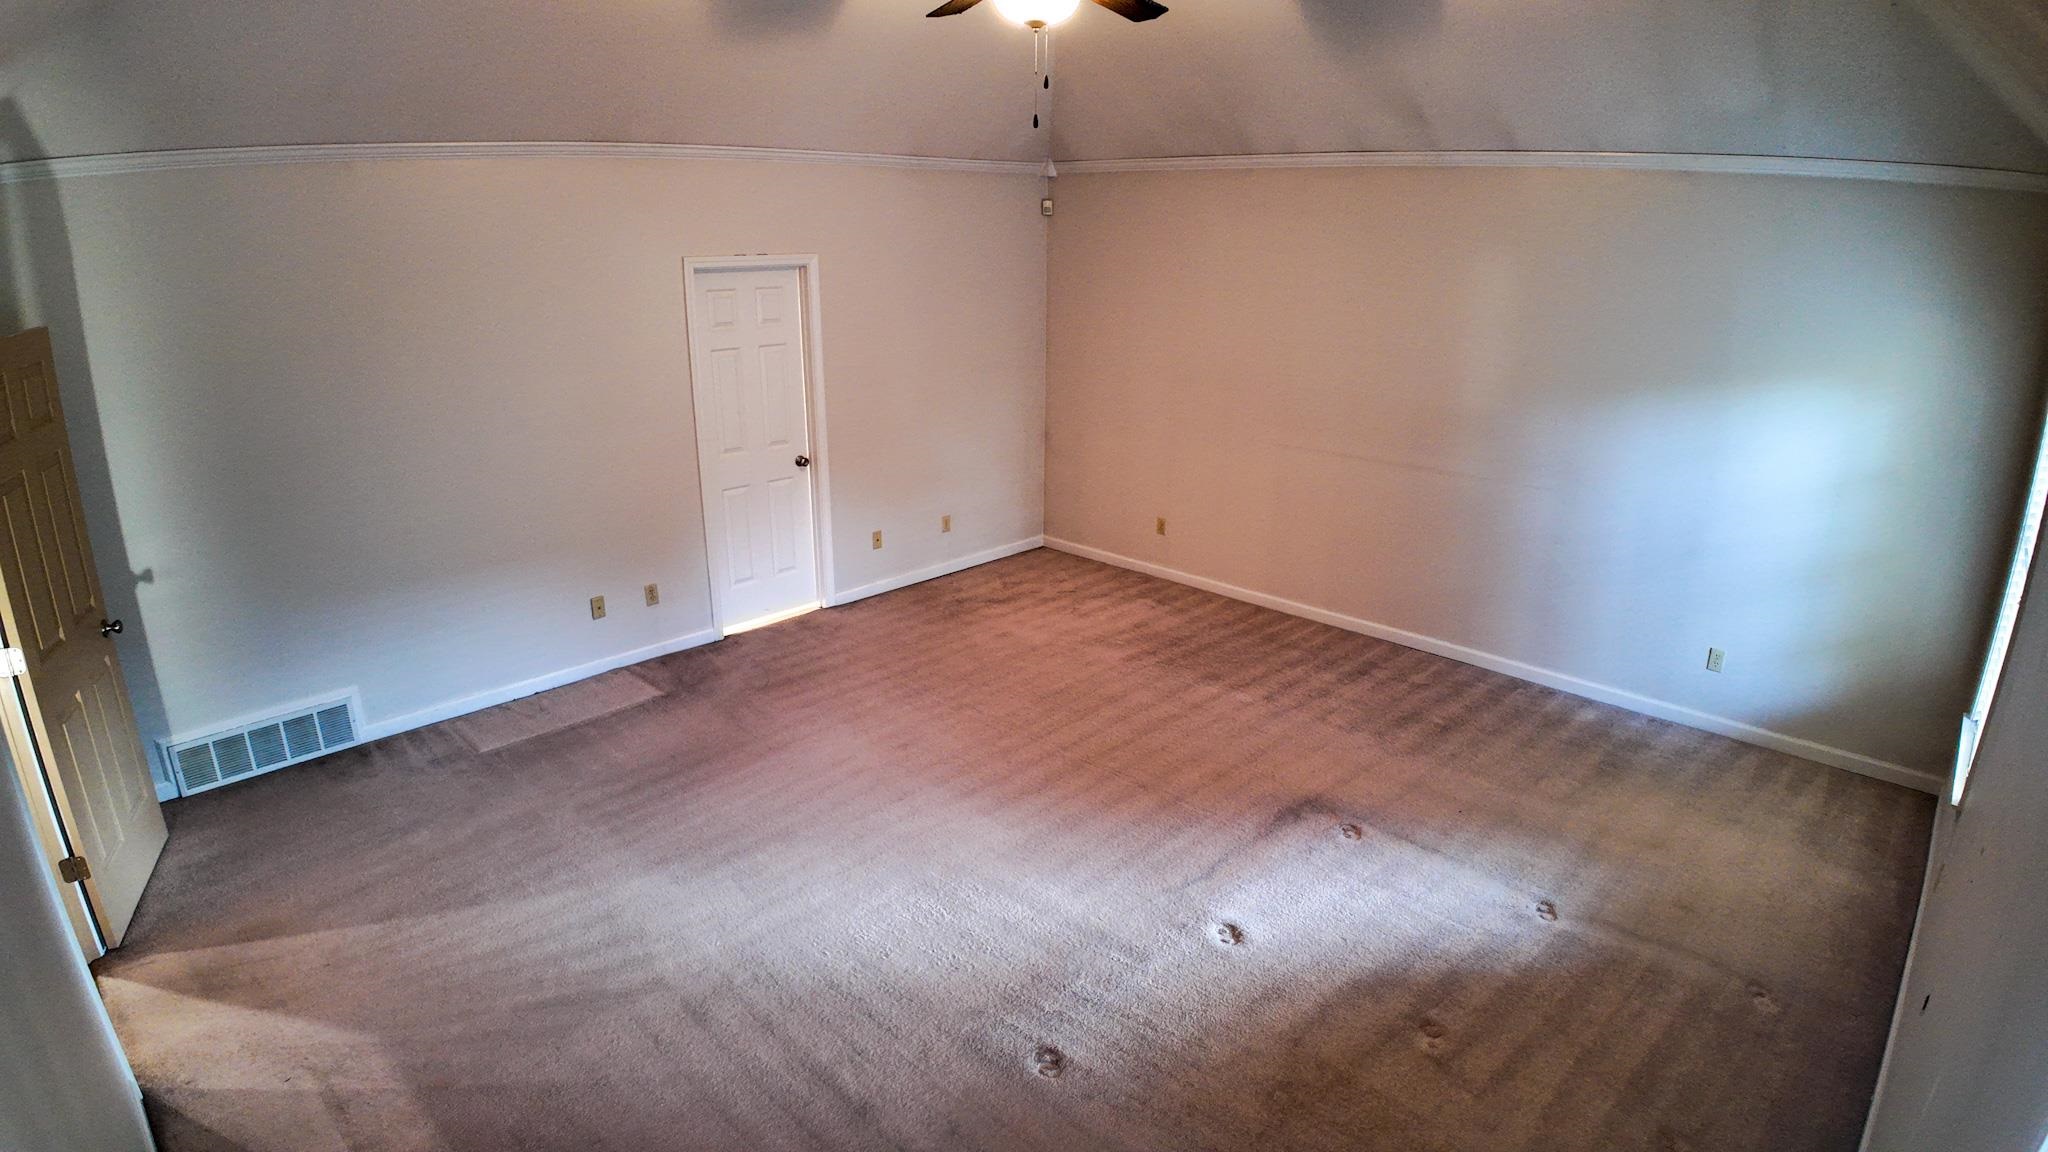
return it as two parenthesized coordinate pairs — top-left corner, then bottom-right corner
(0, 141), (1042, 184)
(1857, 800), (1954, 1152)
(1043, 536), (1944, 794)
(1950, 404), (2048, 807)
(356, 627), (721, 743)
(2, 143), (2041, 194)
(833, 536), (1045, 606)
(158, 688), (370, 798)
(682, 255), (837, 632)
(319, 533), (1038, 748)
(1054, 150), (2048, 194)
(159, 687), (368, 751)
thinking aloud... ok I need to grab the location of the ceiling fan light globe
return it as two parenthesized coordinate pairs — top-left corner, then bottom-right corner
(992, 0), (1081, 27)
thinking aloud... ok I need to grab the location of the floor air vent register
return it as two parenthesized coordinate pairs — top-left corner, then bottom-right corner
(160, 696), (361, 796)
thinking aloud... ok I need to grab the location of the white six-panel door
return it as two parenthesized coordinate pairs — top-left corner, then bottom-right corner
(687, 266), (821, 630)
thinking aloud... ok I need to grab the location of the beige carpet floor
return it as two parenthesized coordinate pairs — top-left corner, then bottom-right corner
(98, 549), (1932, 1152)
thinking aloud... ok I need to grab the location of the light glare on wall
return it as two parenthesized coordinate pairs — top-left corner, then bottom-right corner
(992, 0), (1081, 26)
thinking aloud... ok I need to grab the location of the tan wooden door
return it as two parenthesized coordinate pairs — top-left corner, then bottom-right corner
(0, 328), (165, 947)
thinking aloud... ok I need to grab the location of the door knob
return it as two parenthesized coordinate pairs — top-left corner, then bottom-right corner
(794, 455), (810, 468)
(99, 619), (123, 638)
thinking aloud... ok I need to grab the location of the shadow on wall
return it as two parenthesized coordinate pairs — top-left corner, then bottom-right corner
(709, 0), (847, 39)
(1501, 214), (2048, 769)
(1296, 0), (1443, 50)
(0, 99), (175, 784)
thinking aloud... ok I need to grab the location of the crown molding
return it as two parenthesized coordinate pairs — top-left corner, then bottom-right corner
(4, 142), (2043, 194)
(0, 140), (1045, 184)
(1054, 150), (2048, 193)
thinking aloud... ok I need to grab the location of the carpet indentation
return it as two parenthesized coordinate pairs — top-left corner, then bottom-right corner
(447, 667), (661, 752)
(99, 548), (1932, 1152)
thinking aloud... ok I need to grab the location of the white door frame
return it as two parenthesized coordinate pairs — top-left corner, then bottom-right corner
(681, 255), (838, 634)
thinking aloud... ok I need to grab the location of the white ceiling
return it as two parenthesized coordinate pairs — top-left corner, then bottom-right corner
(0, 0), (2043, 170)
(1057, 0), (2048, 169)
(1915, 0), (2048, 146)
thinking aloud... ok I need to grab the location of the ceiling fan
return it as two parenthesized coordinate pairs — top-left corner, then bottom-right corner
(926, 0), (1167, 28)
(931, 0), (1162, 181)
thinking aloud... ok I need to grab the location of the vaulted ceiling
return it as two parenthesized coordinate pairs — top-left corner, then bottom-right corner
(0, 0), (2043, 170)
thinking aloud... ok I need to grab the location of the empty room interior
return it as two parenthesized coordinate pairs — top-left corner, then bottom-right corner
(5, 1), (2048, 1149)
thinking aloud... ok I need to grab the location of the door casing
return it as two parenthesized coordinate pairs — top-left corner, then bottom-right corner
(682, 255), (837, 633)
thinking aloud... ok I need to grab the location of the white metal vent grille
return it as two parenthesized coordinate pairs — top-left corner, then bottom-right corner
(161, 695), (362, 797)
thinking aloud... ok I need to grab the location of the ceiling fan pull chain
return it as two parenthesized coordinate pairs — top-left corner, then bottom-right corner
(1031, 26), (1047, 131)
(1046, 28), (1056, 166)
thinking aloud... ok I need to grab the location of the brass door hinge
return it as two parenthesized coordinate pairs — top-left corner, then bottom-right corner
(57, 854), (90, 883)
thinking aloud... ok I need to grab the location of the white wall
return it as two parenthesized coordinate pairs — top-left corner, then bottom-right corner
(0, 745), (154, 1152)
(1862, 530), (2048, 1151)
(5, 152), (2040, 793)
(0, 154), (1046, 763)
(1045, 165), (2048, 783)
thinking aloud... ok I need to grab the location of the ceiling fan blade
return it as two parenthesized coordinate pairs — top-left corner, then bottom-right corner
(1090, 0), (1168, 20)
(926, 0), (984, 15)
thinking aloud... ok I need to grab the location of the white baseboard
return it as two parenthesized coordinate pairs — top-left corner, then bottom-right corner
(361, 538), (1040, 750)
(357, 627), (723, 744)
(356, 533), (1038, 748)
(1044, 536), (1943, 795)
(161, 541), (1040, 795)
(831, 535), (1045, 607)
